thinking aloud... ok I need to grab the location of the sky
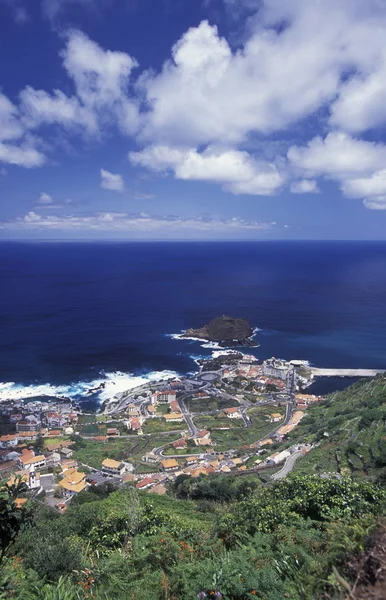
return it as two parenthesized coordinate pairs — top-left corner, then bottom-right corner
(1, 0), (386, 240)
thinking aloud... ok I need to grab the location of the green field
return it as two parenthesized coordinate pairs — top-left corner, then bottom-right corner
(72, 433), (181, 469)
(77, 414), (97, 425)
(142, 419), (186, 434)
(185, 395), (235, 413)
(206, 406), (284, 451)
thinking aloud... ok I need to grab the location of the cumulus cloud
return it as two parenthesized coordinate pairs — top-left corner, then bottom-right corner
(287, 132), (386, 208)
(20, 31), (139, 139)
(37, 192), (53, 205)
(0, 142), (45, 168)
(0, 211), (276, 233)
(290, 180), (320, 194)
(129, 145), (285, 195)
(100, 169), (125, 192)
(3, 0), (386, 213)
(288, 133), (386, 179)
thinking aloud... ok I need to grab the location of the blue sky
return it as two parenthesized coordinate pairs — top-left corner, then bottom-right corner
(1, 0), (386, 240)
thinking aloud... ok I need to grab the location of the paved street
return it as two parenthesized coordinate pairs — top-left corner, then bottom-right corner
(271, 451), (304, 480)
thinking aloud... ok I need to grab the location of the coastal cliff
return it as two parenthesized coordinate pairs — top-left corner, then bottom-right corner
(183, 315), (256, 346)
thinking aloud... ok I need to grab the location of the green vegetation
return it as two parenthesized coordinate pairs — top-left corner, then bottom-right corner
(72, 434), (181, 469)
(287, 374), (386, 480)
(1, 473), (385, 599)
(142, 419), (186, 434)
(201, 406), (282, 451)
(185, 396), (235, 413)
(1, 377), (385, 599)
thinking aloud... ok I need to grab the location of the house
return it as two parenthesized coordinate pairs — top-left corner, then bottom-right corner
(169, 400), (181, 413)
(172, 438), (187, 450)
(151, 390), (176, 404)
(147, 405), (156, 415)
(16, 417), (40, 433)
(45, 412), (67, 429)
(194, 430), (212, 446)
(295, 394), (320, 406)
(185, 456), (197, 466)
(142, 452), (159, 463)
(0, 450), (20, 462)
(193, 392), (210, 399)
(126, 404), (141, 417)
(128, 418), (143, 434)
(59, 470), (88, 497)
(164, 413), (184, 422)
(0, 434), (18, 448)
(107, 428), (119, 436)
(269, 413), (282, 423)
(46, 429), (63, 437)
(135, 477), (155, 490)
(17, 431), (38, 441)
(18, 454), (46, 470)
(224, 407), (242, 419)
(267, 450), (291, 465)
(161, 458), (179, 472)
(101, 458), (125, 476)
(60, 447), (73, 459)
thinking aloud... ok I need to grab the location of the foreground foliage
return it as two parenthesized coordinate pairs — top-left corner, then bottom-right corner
(0, 472), (384, 600)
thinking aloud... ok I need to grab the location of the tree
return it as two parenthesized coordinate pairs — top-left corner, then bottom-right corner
(34, 434), (45, 454)
(0, 479), (33, 567)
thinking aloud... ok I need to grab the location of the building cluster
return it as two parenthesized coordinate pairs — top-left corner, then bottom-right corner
(0, 399), (79, 440)
(222, 357), (289, 392)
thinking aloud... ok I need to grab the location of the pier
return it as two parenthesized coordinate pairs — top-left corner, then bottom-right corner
(310, 368), (385, 378)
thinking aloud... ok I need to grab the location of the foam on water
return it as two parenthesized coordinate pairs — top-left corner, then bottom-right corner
(0, 369), (180, 405)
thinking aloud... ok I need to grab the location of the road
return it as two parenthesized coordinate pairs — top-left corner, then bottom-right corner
(271, 451), (304, 480)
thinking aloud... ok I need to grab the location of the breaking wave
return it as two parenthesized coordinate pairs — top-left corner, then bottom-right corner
(0, 369), (180, 405)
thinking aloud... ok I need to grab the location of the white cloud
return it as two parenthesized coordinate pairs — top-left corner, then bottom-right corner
(63, 30), (139, 135)
(341, 170), (386, 199)
(138, 2), (386, 146)
(288, 132), (386, 209)
(0, 211), (275, 232)
(19, 31), (139, 139)
(0, 94), (24, 142)
(287, 132), (386, 179)
(100, 168), (125, 192)
(37, 192), (53, 204)
(290, 179), (320, 194)
(0, 142), (45, 168)
(20, 87), (97, 135)
(129, 145), (285, 195)
(363, 197), (386, 210)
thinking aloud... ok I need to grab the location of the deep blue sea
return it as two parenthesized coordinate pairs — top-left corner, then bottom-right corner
(1, 241), (385, 408)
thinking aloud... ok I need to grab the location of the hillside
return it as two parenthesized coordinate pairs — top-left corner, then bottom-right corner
(1, 375), (386, 600)
(289, 375), (386, 480)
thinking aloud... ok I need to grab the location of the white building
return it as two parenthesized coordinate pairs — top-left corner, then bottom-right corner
(151, 390), (176, 404)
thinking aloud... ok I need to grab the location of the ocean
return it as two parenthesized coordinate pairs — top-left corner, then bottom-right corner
(1, 240), (386, 409)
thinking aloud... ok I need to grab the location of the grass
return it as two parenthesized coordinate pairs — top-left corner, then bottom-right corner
(194, 415), (243, 431)
(155, 404), (171, 415)
(77, 414), (96, 425)
(185, 396), (235, 413)
(72, 433), (182, 470)
(142, 420), (186, 434)
(44, 437), (70, 449)
(163, 446), (201, 456)
(282, 374), (386, 479)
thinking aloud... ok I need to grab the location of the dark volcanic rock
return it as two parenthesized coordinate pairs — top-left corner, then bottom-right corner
(183, 315), (256, 346)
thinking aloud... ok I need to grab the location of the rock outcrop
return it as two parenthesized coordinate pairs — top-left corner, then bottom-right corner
(183, 315), (257, 347)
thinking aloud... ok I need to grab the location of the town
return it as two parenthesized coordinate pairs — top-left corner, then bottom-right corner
(0, 353), (323, 509)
